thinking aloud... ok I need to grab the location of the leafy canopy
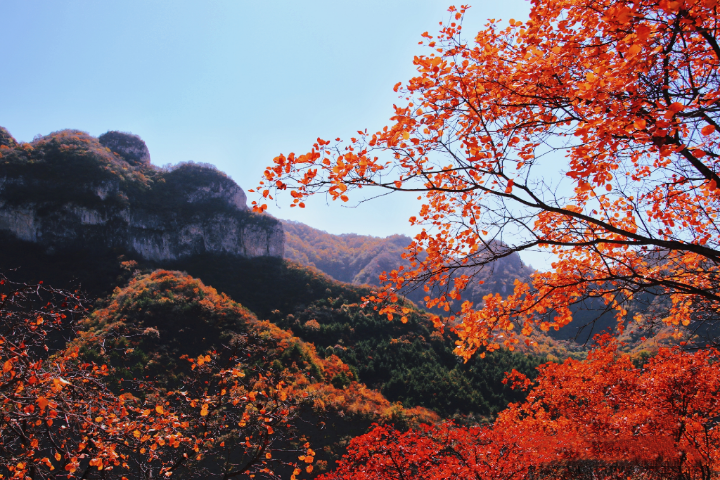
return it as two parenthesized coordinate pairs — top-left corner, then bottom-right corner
(256, 0), (720, 358)
(321, 340), (720, 479)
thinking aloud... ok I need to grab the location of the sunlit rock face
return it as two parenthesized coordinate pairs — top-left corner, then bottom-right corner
(0, 128), (283, 261)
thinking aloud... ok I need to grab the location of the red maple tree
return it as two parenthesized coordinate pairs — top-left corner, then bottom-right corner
(255, 0), (720, 357)
(321, 338), (720, 479)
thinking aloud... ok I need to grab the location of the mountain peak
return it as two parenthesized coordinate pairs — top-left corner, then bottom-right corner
(98, 131), (151, 166)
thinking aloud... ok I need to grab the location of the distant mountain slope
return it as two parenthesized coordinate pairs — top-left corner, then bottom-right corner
(282, 221), (668, 347)
(283, 220), (536, 311)
(283, 220), (411, 285)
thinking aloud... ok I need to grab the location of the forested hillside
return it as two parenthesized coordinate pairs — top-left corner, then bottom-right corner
(0, 124), (683, 478)
(283, 220), (536, 314)
(0, 224), (545, 420)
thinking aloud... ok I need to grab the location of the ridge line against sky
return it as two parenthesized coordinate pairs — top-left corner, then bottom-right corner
(0, 0), (556, 269)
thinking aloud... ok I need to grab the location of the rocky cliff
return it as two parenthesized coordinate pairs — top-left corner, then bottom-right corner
(0, 128), (283, 260)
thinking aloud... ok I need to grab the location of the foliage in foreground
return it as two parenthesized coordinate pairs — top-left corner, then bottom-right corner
(0, 275), (312, 479)
(0, 271), (438, 479)
(322, 339), (720, 479)
(254, 0), (720, 476)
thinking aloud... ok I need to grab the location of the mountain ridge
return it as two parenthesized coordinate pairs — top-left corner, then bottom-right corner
(0, 128), (283, 261)
(282, 219), (536, 311)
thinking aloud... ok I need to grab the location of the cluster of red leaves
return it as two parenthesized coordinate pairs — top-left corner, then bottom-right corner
(0, 274), (314, 479)
(0, 278), (181, 479)
(256, 0), (720, 358)
(318, 423), (534, 480)
(322, 338), (720, 479)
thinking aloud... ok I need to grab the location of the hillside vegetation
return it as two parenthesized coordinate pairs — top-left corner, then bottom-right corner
(0, 126), (571, 470)
(283, 220), (536, 313)
(73, 270), (438, 472)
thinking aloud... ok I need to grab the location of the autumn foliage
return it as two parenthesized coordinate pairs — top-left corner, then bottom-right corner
(323, 338), (720, 479)
(0, 273), (320, 479)
(1, 270), (436, 479)
(0, 277), (186, 478)
(7, 0), (720, 475)
(257, 0), (720, 358)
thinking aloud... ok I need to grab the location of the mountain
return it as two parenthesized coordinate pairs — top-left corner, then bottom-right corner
(283, 220), (536, 311)
(282, 222), (668, 347)
(283, 220), (412, 285)
(0, 128), (283, 261)
(0, 125), (547, 419)
(0, 125), (534, 316)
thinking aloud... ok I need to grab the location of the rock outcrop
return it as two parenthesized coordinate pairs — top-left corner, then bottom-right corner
(98, 131), (151, 166)
(0, 128), (283, 261)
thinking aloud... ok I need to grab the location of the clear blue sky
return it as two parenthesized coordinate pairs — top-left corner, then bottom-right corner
(1, 1), (550, 268)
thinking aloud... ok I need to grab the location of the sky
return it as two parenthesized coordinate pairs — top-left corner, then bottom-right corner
(0, 0), (553, 268)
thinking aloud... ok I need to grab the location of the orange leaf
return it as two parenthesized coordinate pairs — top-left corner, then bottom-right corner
(701, 125), (716, 136)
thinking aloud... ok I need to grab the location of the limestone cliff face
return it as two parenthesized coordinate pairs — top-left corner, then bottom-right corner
(0, 129), (283, 261)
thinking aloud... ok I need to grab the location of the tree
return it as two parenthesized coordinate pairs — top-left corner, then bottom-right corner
(0, 273), (312, 479)
(0, 276), (184, 479)
(498, 337), (720, 478)
(255, 0), (720, 358)
(321, 340), (720, 479)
